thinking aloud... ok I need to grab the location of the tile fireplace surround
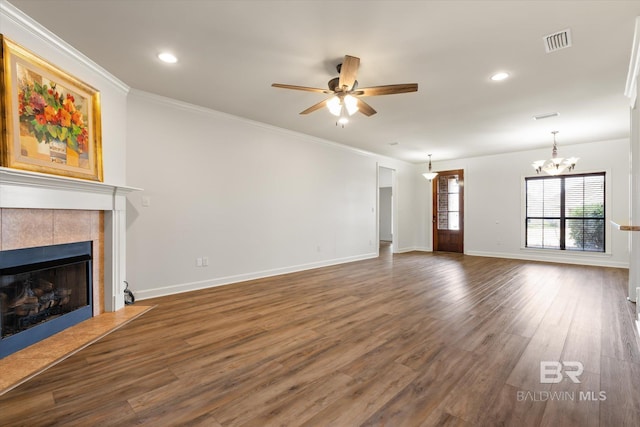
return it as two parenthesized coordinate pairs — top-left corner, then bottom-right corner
(1, 208), (104, 314)
(0, 167), (139, 315)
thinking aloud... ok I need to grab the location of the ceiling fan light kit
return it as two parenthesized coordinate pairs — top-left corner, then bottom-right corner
(272, 55), (418, 127)
(326, 96), (341, 116)
(327, 94), (359, 127)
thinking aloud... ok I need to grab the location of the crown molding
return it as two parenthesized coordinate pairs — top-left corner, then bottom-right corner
(129, 89), (410, 165)
(0, 0), (129, 94)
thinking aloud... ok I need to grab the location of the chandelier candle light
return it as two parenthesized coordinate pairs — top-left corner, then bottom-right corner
(422, 154), (438, 181)
(532, 131), (579, 175)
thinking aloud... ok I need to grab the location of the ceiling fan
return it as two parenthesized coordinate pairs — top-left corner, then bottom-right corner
(272, 55), (418, 126)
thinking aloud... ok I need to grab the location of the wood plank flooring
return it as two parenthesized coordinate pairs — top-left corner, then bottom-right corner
(0, 305), (153, 395)
(1, 247), (639, 426)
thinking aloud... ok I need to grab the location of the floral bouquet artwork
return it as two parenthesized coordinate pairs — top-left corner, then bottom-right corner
(18, 71), (90, 166)
(1, 35), (102, 181)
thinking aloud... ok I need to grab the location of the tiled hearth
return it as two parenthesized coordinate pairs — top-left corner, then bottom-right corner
(0, 208), (105, 314)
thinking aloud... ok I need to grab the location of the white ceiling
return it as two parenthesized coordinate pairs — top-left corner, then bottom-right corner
(7, 0), (640, 164)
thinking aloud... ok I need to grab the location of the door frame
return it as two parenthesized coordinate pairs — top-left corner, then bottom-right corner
(432, 169), (464, 253)
(377, 164), (397, 254)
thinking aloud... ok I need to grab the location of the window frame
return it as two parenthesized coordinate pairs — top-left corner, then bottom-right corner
(524, 172), (606, 252)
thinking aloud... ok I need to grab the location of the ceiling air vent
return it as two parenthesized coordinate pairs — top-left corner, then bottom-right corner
(543, 28), (572, 53)
(533, 112), (559, 120)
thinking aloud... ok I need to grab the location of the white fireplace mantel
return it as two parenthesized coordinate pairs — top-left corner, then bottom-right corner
(0, 167), (141, 312)
(0, 167), (139, 210)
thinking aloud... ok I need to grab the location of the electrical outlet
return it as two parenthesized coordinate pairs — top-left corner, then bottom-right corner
(196, 257), (203, 267)
(202, 256), (209, 266)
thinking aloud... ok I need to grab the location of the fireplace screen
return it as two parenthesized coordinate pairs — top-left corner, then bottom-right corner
(0, 241), (92, 358)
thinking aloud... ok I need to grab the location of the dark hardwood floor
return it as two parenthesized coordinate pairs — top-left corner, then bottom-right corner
(1, 247), (639, 426)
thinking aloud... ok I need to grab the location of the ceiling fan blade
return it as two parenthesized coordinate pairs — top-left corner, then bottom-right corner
(272, 83), (329, 93)
(338, 55), (360, 91)
(357, 83), (418, 96)
(357, 98), (377, 117)
(300, 98), (330, 115)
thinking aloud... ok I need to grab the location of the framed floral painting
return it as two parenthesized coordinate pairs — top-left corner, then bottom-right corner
(0, 35), (102, 181)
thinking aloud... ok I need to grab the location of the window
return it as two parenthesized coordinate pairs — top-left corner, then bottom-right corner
(525, 172), (605, 252)
(437, 174), (461, 230)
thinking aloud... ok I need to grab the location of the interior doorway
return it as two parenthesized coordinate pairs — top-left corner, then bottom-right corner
(378, 166), (395, 253)
(432, 169), (464, 253)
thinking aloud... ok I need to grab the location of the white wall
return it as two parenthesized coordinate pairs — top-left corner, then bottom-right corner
(422, 138), (630, 267)
(379, 187), (392, 241)
(126, 91), (422, 299)
(379, 166), (393, 187)
(0, 0), (129, 185)
(625, 16), (640, 302)
(378, 166), (393, 242)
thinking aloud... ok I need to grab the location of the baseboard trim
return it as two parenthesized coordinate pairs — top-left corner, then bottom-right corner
(134, 252), (378, 300)
(466, 250), (629, 269)
(394, 246), (431, 253)
(135, 248), (627, 300)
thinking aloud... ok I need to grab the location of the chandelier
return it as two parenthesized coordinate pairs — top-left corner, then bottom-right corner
(532, 131), (579, 175)
(422, 154), (438, 181)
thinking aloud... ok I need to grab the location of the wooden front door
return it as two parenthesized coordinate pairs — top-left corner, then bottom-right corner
(433, 169), (464, 253)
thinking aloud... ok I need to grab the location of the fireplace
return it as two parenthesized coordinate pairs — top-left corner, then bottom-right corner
(0, 241), (93, 358)
(0, 167), (139, 357)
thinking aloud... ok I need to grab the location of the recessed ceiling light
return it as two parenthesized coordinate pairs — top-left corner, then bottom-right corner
(490, 72), (510, 81)
(158, 52), (177, 64)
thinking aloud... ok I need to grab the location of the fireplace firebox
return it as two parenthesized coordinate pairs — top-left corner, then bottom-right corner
(0, 241), (93, 358)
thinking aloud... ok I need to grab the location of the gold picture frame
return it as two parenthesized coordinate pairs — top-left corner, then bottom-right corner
(0, 35), (103, 181)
